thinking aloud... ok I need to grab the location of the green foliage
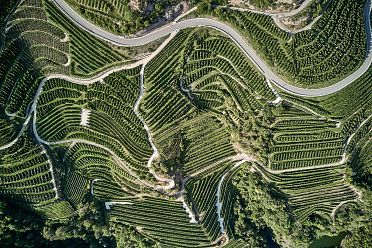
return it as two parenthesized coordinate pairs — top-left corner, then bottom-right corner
(333, 191), (372, 247)
(143, 28), (273, 178)
(185, 164), (232, 240)
(213, 0), (366, 87)
(43, 200), (113, 246)
(0, 0), (67, 118)
(319, 67), (372, 118)
(112, 224), (157, 248)
(109, 197), (214, 247)
(232, 145), (371, 248)
(0, 111), (19, 147)
(349, 140), (372, 189)
(232, 167), (308, 247)
(0, 0), (18, 24)
(0, 197), (157, 247)
(63, 169), (88, 207)
(44, 0), (130, 76)
(65, 0), (146, 34)
(254, 162), (358, 221)
(342, 225), (372, 248)
(197, 0), (213, 14)
(0, 131), (69, 214)
(0, 1), (371, 247)
(0, 199), (91, 247)
(269, 105), (344, 170)
(277, 66), (372, 121)
(37, 69), (152, 165)
(0, 199), (50, 247)
(64, 0), (181, 35)
(247, 0), (275, 9)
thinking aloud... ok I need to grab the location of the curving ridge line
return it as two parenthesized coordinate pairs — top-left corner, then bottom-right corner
(51, 0), (372, 97)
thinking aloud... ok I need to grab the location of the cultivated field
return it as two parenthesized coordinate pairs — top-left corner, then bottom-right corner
(0, 0), (371, 247)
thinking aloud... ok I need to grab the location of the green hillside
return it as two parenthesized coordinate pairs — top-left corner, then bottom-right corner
(0, 0), (371, 247)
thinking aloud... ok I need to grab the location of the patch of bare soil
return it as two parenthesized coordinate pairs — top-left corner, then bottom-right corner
(228, 0), (296, 13)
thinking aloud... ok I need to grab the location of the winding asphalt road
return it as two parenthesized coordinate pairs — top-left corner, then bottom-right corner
(52, 0), (372, 97)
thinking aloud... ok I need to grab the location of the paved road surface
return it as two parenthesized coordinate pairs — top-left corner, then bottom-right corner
(52, 0), (372, 97)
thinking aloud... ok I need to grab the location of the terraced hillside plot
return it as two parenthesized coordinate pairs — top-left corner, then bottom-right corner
(0, 0), (69, 118)
(217, 0), (367, 87)
(0, 133), (57, 205)
(4, 0), (70, 75)
(62, 168), (88, 207)
(186, 162), (239, 240)
(273, 64), (372, 133)
(0, 129), (74, 219)
(64, 142), (148, 202)
(269, 106), (344, 170)
(279, 66), (372, 122)
(142, 29), (272, 176)
(186, 166), (228, 241)
(260, 100), (371, 223)
(36, 69), (152, 171)
(317, 67), (372, 118)
(108, 197), (217, 247)
(44, 0), (133, 76)
(0, 114), (20, 147)
(268, 106), (369, 171)
(34, 66), (168, 212)
(350, 137), (372, 186)
(0, 0), (371, 247)
(253, 163), (359, 222)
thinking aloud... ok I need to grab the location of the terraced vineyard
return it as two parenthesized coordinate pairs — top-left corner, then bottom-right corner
(0, 128), (74, 219)
(215, 0), (367, 87)
(0, 0), (371, 247)
(142, 29), (273, 176)
(109, 197), (215, 247)
(254, 162), (359, 222)
(36, 69), (153, 165)
(64, 0), (148, 34)
(44, 0), (132, 76)
(269, 113), (343, 170)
